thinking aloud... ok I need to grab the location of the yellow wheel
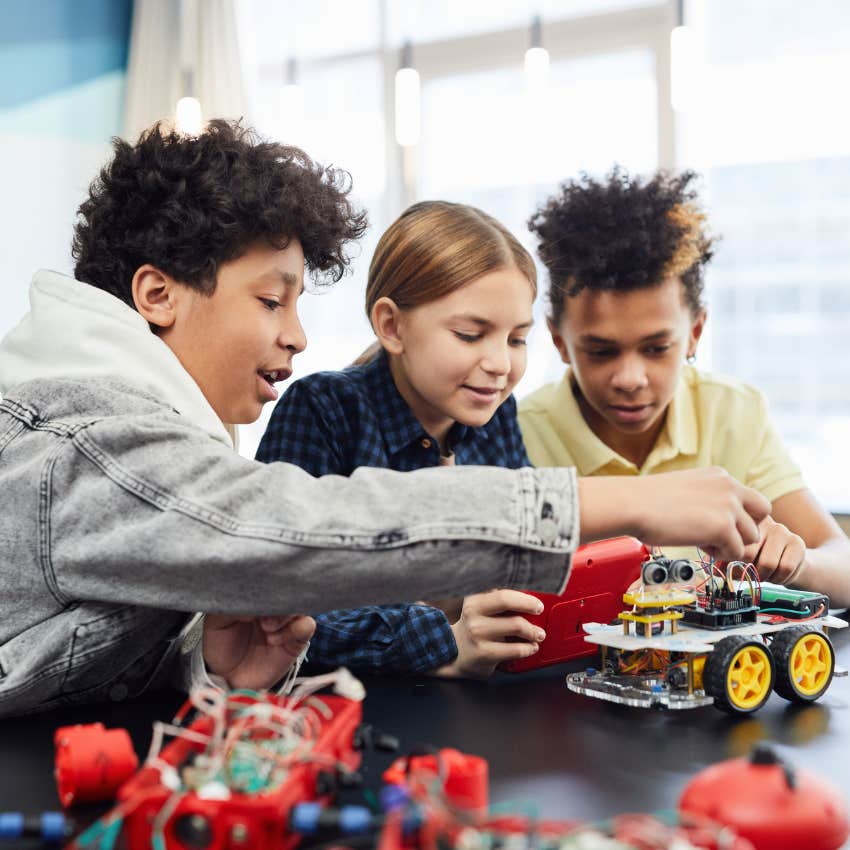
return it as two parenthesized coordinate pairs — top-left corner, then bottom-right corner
(703, 636), (775, 714)
(771, 627), (835, 703)
(692, 655), (706, 690)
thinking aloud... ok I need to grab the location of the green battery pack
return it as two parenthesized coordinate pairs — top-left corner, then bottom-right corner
(759, 586), (829, 618)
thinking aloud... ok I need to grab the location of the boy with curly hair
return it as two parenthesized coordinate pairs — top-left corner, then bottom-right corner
(0, 126), (768, 717)
(521, 167), (850, 605)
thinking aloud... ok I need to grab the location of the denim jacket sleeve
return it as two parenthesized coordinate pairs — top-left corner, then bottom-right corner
(43, 409), (578, 614)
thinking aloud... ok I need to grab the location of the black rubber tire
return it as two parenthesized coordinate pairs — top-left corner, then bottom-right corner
(770, 626), (835, 703)
(703, 635), (775, 715)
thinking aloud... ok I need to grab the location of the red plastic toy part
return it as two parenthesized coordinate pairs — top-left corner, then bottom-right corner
(382, 748), (488, 815)
(114, 693), (362, 850)
(54, 723), (139, 807)
(679, 744), (850, 850)
(502, 536), (650, 672)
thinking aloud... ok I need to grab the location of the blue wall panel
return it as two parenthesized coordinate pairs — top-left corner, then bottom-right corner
(0, 0), (132, 108)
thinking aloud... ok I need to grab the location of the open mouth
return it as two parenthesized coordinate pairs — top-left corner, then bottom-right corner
(259, 369), (290, 387)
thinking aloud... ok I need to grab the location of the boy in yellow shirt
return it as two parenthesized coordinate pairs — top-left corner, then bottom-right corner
(520, 168), (850, 606)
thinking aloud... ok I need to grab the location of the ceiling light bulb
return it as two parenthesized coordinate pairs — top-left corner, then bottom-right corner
(395, 66), (421, 147)
(524, 45), (550, 90)
(670, 24), (696, 111)
(175, 96), (203, 135)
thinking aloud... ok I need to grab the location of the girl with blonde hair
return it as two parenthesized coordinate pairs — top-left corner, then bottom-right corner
(258, 200), (547, 677)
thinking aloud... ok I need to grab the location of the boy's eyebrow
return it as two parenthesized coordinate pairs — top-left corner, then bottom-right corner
(449, 313), (534, 330)
(282, 272), (305, 297)
(578, 334), (616, 346)
(580, 330), (673, 345)
(256, 269), (304, 295)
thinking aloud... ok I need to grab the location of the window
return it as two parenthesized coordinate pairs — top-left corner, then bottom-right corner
(678, 0), (850, 509)
(244, 0), (671, 455)
(246, 4), (388, 454)
(386, 0), (658, 45)
(418, 46), (659, 392)
(244, 0), (849, 512)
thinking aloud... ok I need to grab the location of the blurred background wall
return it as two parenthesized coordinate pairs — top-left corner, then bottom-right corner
(0, 0), (132, 339)
(1, 0), (848, 511)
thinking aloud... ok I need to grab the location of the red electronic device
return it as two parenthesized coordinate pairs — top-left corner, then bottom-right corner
(382, 748), (489, 815)
(64, 690), (364, 850)
(502, 536), (650, 672)
(679, 744), (850, 850)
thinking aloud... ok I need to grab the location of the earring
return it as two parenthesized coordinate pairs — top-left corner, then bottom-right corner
(686, 353), (696, 364)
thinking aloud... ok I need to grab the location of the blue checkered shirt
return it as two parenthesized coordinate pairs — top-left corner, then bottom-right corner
(256, 350), (531, 674)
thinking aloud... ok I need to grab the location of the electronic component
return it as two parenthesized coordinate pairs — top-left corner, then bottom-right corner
(642, 558), (670, 585)
(62, 671), (368, 850)
(566, 554), (847, 714)
(682, 560), (759, 630)
(759, 586), (830, 619)
(640, 557), (695, 587)
(669, 559), (695, 583)
(45, 668), (846, 850)
(681, 591), (759, 629)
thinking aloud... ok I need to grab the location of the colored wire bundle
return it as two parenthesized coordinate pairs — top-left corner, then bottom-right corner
(70, 668), (364, 850)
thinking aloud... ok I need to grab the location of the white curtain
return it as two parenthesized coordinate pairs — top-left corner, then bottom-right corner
(123, 0), (253, 140)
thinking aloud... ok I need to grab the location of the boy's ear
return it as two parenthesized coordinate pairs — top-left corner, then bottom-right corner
(686, 308), (707, 359)
(371, 297), (404, 355)
(131, 265), (179, 330)
(547, 317), (571, 365)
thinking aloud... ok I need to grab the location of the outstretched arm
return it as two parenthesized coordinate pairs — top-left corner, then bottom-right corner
(579, 466), (770, 557)
(55, 412), (769, 615)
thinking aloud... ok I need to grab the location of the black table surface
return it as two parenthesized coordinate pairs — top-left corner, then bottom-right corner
(3, 615), (850, 847)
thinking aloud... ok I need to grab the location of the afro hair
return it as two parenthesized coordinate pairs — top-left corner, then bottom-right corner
(528, 167), (714, 324)
(73, 119), (368, 307)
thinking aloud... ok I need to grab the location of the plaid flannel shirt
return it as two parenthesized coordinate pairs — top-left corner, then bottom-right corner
(256, 350), (531, 674)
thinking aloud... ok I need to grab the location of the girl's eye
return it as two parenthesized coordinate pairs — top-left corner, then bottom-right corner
(259, 298), (280, 311)
(586, 349), (616, 360)
(645, 345), (672, 356)
(453, 331), (481, 343)
(510, 337), (528, 347)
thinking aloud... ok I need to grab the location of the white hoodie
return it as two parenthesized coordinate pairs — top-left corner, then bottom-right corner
(0, 269), (234, 448)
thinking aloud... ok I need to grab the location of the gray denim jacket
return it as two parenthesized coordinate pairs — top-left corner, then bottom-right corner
(0, 272), (579, 717)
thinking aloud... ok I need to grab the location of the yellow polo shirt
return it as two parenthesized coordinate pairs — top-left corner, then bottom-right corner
(519, 365), (804, 504)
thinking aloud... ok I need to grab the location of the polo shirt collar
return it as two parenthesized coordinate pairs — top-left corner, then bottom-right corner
(645, 369), (699, 467)
(554, 367), (698, 474)
(362, 350), (476, 456)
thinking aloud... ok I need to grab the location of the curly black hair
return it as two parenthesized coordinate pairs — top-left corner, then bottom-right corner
(72, 119), (368, 306)
(528, 167), (714, 325)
